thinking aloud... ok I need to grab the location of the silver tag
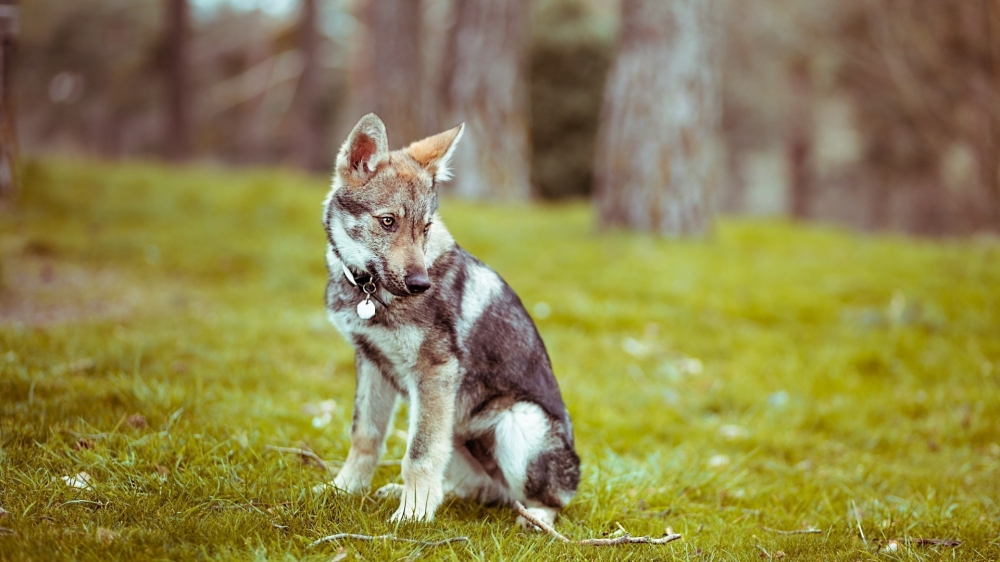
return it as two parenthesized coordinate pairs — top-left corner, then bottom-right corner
(357, 299), (376, 319)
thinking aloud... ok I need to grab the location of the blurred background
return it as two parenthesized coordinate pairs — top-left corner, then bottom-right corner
(2, 0), (999, 236)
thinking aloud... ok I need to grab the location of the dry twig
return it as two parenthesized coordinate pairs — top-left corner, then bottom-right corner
(309, 533), (470, 548)
(513, 501), (571, 542)
(296, 473), (683, 549)
(512, 501), (682, 547)
(265, 445), (333, 473)
(906, 538), (961, 546)
(578, 534), (683, 546)
(894, 537), (961, 547)
(266, 445), (400, 473)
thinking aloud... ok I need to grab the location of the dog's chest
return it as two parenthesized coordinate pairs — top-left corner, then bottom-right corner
(327, 295), (427, 378)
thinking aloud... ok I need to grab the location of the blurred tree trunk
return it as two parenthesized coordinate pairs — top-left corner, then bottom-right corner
(974, 79), (1000, 229)
(163, 0), (192, 161)
(972, 6), (1000, 229)
(441, 0), (531, 200)
(869, 173), (892, 230)
(0, 0), (16, 203)
(839, 1), (1000, 234)
(290, 0), (323, 170)
(594, 0), (720, 236)
(786, 57), (813, 219)
(348, 0), (424, 147)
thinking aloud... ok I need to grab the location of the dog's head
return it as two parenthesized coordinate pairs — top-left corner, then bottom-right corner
(323, 113), (464, 297)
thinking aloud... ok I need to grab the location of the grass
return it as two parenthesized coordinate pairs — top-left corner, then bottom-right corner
(1, 158), (999, 561)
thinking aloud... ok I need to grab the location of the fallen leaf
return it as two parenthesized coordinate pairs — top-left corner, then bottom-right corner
(708, 454), (730, 468)
(680, 357), (703, 374)
(718, 425), (749, 440)
(61, 472), (92, 489)
(621, 337), (648, 358)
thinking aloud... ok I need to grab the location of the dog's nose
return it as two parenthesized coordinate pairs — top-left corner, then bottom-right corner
(404, 273), (431, 294)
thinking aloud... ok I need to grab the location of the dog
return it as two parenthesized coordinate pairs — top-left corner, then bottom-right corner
(321, 114), (580, 527)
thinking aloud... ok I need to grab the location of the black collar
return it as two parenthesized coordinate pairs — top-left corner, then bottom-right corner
(341, 264), (388, 308)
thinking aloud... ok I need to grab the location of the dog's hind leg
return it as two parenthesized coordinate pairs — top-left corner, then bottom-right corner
(333, 354), (398, 493)
(514, 443), (580, 529)
(444, 441), (505, 503)
(490, 402), (580, 529)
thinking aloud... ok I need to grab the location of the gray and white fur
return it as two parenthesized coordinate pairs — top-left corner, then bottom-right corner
(321, 114), (580, 527)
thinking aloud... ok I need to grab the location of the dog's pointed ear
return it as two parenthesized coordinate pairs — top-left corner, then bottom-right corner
(336, 113), (389, 187)
(406, 123), (464, 183)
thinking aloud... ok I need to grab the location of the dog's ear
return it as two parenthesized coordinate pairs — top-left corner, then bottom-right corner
(406, 123), (464, 183)
(336, 113), (388, 187)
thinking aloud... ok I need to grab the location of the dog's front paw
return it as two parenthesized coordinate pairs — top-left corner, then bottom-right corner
(390, 501), (434, 523)
(388, 485), (443, 522)
(332, 468), (368, 494)
(312, 481), (336, 494)
(375, 483), (404, 500)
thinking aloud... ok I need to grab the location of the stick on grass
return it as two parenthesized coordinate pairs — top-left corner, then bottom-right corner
(309, 533), (470, 548)
(893, 537), (962, 547)
(265, 445), (333, 473)
(513, 501), (571, 542)
(906, 538), (962, 546)
(512, 501), (682, 546)
(577, 534), (683, 546)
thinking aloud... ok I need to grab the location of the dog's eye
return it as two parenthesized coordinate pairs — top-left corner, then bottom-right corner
(423, 222), (432, 234)
(379, 216), (395, 229)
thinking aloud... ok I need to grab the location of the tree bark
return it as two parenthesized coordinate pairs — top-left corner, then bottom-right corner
(0, 0), (17, 203)
(290, 0), (323, 170)
(786, 57), (813, 219)
(163, 0), (192, 161)
(441, 0), (531, 200)
(348, 0), (424, 148)
(973, 2), (1000, 229)
(594, 0), (720, 236)
(838, 1), (1000, 234)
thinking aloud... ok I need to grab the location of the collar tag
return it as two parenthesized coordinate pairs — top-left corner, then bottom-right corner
(356, 298), (376, 319)
(343, 264), (378, 319)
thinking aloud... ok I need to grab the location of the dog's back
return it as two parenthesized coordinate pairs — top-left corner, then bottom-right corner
(323, 113), (579, 526)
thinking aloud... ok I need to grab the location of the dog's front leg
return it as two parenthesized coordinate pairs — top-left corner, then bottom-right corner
(391, 358), (459, 522)
(333, 354), (397, 493)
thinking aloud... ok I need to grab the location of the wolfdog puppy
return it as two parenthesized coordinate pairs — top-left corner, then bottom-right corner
(322, 114), (579, 526)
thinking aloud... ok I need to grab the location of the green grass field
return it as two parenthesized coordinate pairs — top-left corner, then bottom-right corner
(1, 159), (998, 560)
